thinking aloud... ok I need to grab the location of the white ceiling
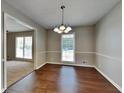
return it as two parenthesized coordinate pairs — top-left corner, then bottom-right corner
(5, 14), (32, 32)
(5, 0), (120, 29)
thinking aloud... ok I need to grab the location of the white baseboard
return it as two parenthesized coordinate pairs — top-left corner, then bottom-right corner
(94, 66), (122, 92)
(46, 62), (121, 92)
(2, 88), (6, 93)
(46, 62), (94, 68)
(35, 63), (47, 69)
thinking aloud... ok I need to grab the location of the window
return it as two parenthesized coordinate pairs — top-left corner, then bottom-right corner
(61, 34), (75, 62)
(16, 36), (32, 59)
(24, 37), (32, 59)
(16, 37), (24, 58)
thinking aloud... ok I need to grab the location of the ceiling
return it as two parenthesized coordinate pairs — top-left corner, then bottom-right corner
(5, 14), (32, 32)
(5, 0), (120, 29)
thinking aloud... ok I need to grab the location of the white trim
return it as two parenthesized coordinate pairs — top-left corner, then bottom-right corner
(46, 51), (121, 62)
(75, 51), (95, 54)
(46, 62), (94, 68)
(5, 13), (34, 30)
(35, 62), (47, 70)
(3, 15), (7, 90)
(94, 66), (122, 92)
(37, 51), (47, 53)
(47, 51), (60, 53)
(96, 52), (121, 62)
(2, 88), (6, 93)
(46, 51), (95, 54)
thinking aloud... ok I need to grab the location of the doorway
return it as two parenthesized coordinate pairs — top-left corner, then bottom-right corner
(4, 13), (35, 87)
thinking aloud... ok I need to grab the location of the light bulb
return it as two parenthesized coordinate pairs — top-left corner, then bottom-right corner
(64, 26), (72, 33)
(59, 25), (65, 31)
(64, 29), (69, 33)
(53, 27), (59, 32)
(66, 26), (72, 31)
(58, 30), (62, 34)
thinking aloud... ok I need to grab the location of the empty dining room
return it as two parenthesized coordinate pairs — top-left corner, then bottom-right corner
(1, 0), (122, 93)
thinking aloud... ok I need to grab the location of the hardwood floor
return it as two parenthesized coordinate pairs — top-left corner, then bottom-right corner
(4, 64), (120, 93)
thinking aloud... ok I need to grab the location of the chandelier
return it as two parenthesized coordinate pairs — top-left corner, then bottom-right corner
(53, 5), (72, 34)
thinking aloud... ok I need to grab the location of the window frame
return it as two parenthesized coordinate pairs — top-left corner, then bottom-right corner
(61, 33), (75, 63)
(15, 35), (33, 61)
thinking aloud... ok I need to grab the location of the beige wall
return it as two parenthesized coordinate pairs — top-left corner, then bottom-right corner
(47, 26), (95, 66)
(7, 32), (15, 60)
(95, 2), (122, 88)
(7, 31), (34, 61)
(35, 28), (46, 67)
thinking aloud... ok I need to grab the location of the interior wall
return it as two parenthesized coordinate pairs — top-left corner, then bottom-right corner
(95, 2), (122, 89)
(47, 26), (95, 66)
(7, 32), (15, 60)
(35, 28), (46, 68)
(2, 0), (47, 70)
(7, 31), (34, 61)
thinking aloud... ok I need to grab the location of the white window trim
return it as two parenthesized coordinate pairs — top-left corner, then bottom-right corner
(15, 35), (33, 60)
(61, 33), (75, 63)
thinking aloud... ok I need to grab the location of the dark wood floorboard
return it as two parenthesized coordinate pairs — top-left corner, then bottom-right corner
(4, 64), (121, 93)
